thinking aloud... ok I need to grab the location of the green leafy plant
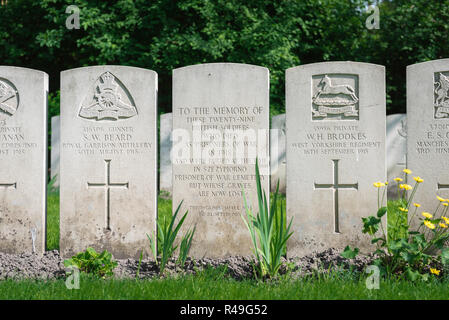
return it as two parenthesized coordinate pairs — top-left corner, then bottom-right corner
(64, 247), (118, 278)
(177, 225), (196, 268)
(241, 159), (293, 279)
(147, 200), (195, 274)
(342, 170), (449, 281)
(47, 174), (59, 195)
(136, 250), (143, 279)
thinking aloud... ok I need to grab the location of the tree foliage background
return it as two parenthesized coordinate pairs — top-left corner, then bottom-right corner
(0, 0), (448, 119)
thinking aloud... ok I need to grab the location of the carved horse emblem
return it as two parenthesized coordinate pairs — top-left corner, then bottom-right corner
(312, 75), (359, 119)
(313, 75), (358, 102)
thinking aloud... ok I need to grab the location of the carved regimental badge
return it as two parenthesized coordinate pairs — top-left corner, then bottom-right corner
(398, 118), (407, 138)
(0, 78), (18, 120)
(79, 72), (137, 121)
(434, 72), (449, 119)
(312, 74), (359, 120)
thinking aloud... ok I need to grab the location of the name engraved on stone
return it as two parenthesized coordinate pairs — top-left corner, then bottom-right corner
(434, 72), (449, 119)
(312, 74), (359, 120)
(79, 72), (137, 121)
(313, 159), (358, 233)
(87, 159), (129, 231)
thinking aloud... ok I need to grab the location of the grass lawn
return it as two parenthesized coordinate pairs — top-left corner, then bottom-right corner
(1, 268), (449, 299)
(3, 191), (446, 300)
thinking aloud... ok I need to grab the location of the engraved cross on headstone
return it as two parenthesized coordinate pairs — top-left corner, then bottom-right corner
(437, 182), (449, 194)
(314, 159), (358, 233)
(0, 182), (16, 189)
(87, 159), (128, 231)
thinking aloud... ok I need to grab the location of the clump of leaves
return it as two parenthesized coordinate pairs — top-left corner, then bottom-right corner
(342, 170), (449, 282)
(64, 247), (118, 278)
(147, 200), (196, 274)
(242, 159), (293, 279)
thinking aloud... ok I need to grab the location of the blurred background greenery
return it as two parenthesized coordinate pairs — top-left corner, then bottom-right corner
(1, 0), (447, 116)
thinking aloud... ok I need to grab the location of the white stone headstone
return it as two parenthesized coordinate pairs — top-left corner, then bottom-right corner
(407, 59), (449, 219)
(172, 63), (270, 258)
(0, 66), (47, 254)
(270, 114), (286, 194)
(286, 62), (386, 257)
(386, 114), (407, 199)
(51, 115), (60, 188)
(60, 66), (157, 259)
(159, 112), (172, 193)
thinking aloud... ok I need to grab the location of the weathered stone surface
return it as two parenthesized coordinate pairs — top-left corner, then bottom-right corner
(0, 66), (47, 254)
(407, 59), (449, 220)
(60, 66), (157, 259)
(172, 63), (270, 258)
(270, 113), (286, 194)
(159, 112), (172, 193)
(386, 114), (407, 199)
(286, 62), (386, 257)
(51, 115), (60, 188)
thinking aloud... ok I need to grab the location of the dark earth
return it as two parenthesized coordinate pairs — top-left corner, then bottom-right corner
(0, 248), (373, 280)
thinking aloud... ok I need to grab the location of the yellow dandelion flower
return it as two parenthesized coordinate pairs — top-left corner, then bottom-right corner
(439, 223), (448, 228)
(437, 196), (446, 202)
(399, 207), (408, 213)
(422, 212), (433, 219)
(430, 268), (440, 275)
(413, 176), (424, 183)
(413, 203), (421, 208)
(399, 184), (413, 190)
(443, 203), (449, 207)
(403, 169), (412, 174)
(385, 181), (389, 185)
(443, 217), (449, 224)
(394, 177), (403, 182)
(424, 220), (436, 229)
(373, 182), (385, 188)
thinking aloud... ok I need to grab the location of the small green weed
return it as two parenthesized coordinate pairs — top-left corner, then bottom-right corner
(64, 247), (118, 278)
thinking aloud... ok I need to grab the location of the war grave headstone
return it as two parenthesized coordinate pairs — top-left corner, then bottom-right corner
(60, 66), (157, 259)
(51, 115), (60, 188)
(172, 63), (270, 258)
(386, 113), (407, 199)
(286, 62), (386, 257)
(159, 112), (172, 194)
(270, 113), (286, 194)
(407, 59), (449, 222)
(0, 66), (47, 254)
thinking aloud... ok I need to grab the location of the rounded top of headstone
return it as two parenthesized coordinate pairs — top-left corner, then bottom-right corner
(160, 112), (172, 120)
(286, 61), (385, 74)
(0, 66), (48, 78)
(61, 65), (157, 77)
(173, 62), (269, 74)
(407, 58), (449, 70)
